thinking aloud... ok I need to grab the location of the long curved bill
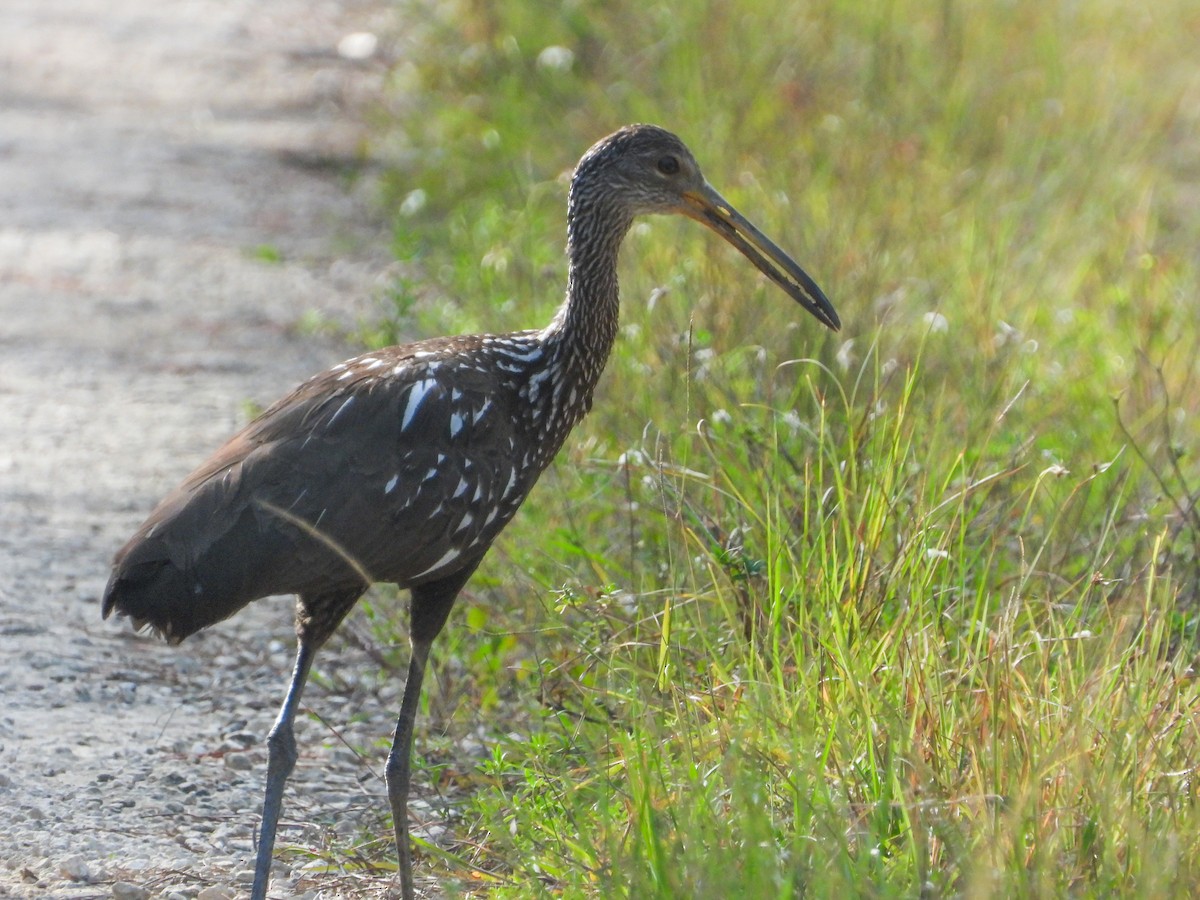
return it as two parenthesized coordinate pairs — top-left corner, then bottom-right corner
(681, 182), (840, 331)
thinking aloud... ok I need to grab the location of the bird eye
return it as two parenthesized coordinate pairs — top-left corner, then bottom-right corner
(657, 155), (680, 175)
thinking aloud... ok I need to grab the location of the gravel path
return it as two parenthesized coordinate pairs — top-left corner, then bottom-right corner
(0, 1), (424, 896)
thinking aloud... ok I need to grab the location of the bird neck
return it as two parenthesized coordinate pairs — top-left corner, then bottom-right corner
(542, 188), (634, 398)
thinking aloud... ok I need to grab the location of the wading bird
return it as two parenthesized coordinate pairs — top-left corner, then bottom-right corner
(102, 124), (839, 899)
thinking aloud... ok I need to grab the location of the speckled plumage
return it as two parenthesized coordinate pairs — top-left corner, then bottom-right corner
(101, 124), (838, 900)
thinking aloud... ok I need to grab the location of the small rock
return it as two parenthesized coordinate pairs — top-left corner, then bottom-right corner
(197, 886), (236, 900)
(416, 823), (447, 842)
(59, 854), (90, 881)
(223, 752), (253, 771)
(337, 31), (378, 61)
(112, 881), (149, 899)
(0, 771), (12, 787)
(459, 736), (486, 758)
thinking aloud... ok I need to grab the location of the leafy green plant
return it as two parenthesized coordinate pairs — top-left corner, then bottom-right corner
(333, 0), (1200, 895)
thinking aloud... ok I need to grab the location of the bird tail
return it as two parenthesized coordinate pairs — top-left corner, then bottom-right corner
(101, 500), (276, 644)
(102, 555), (246, 645)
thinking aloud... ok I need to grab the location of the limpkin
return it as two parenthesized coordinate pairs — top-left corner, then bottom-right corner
(102, 124), (839, 899)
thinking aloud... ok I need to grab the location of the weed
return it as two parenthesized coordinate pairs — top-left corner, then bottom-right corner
(341, 0), (1200, 895)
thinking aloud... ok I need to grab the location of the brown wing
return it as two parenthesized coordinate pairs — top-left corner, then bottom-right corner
(103, 338), (534, 641)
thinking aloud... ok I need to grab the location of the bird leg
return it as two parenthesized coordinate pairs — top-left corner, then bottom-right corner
(386, 566), (477, 900)
(251, 637), (316, 900)
(387, 636), (433, 900)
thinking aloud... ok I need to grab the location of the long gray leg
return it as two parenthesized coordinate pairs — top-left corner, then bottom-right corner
(251, 638), (316, 900)
(388, 636), (434, 900)
(387, 562), (480, 900)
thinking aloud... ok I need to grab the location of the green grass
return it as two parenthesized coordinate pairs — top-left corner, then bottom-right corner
(338, 0), (1200, 895)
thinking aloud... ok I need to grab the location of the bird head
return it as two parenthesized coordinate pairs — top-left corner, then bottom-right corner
(572, 124), (840, 331)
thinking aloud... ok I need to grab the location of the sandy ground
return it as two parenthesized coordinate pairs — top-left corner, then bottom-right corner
(0, 0), (430, 896)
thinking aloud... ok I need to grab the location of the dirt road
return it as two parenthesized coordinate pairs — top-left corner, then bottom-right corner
(0, 1), (413, 896)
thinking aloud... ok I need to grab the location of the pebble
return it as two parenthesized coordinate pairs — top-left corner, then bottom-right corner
(59, 853), (90, 882)
(223, 752), (254, 771)
(197, 886), (237, 900)
(112, 882), (151, 899)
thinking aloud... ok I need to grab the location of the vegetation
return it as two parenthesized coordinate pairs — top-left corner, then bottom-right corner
(338, 0), (1200, 895)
